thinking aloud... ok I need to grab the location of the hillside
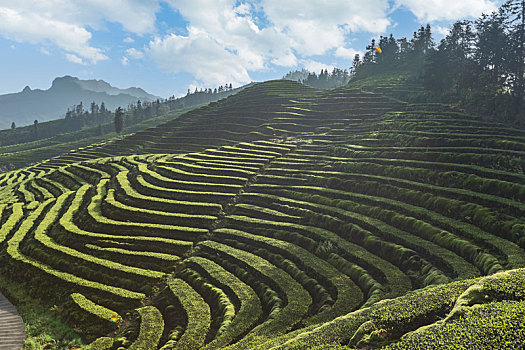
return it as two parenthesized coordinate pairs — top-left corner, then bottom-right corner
(0, 78), (524, 349)
(0, 76), (160, 129)
(0, 84), (246, 172)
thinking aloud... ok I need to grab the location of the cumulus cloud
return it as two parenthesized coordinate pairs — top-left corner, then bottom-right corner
(148, 1), (294, 85)
(66, 54), (86, 65)
(148, 28), (251, 86)
(435, 26), (451, 37)
(1, 0), (500, 86)
(0, 0), (160, 64)
(395, 0), (499, 22)
(126, 48), (144, 59)
(148, 0), (393, 86)
(261, 0), (391, 56)
(80, 0), (159, 35)
(302, 60), (335, 74)
(0, 6), (107, 63)
(335, 47), (363, 59)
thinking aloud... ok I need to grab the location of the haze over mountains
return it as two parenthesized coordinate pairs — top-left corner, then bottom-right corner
(0, 76), (161, 130)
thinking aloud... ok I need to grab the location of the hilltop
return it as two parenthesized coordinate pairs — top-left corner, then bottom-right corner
(0, 75), (524, 349)
(0, 76), (161, 129)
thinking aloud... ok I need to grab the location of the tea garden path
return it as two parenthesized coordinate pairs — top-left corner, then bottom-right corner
(0, 292), (25, 350)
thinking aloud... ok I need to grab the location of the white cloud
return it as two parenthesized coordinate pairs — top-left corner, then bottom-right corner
(40, 47), (51, 55)
(150, 1), (295, 85)
(66, 53), (85, 65)
(435, 26), (451, 37)
(79, 0), (159, 35)
(302, 60), (334, 74)
(271, 52), (298, 67)
(234, 3), (251, 16)
(261, 0), (391, 56)
(126, 48), (144, 59)
(335, 47), (362, 59)
(0, 4), (107, 63)
(0, 0), (160, 64)
(152, 0), (392, 86)
(148, 28), (251, 86)
(395, 0), (499, 22)
(7, 0), (496, 88)
(163, 0), (295, 70)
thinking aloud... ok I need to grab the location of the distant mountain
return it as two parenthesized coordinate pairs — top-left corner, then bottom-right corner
(0, 76), (161, 129)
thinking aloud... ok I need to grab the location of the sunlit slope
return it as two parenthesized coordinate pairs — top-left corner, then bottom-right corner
(2, 80), (318, 172)
(0, 79), (524, 349)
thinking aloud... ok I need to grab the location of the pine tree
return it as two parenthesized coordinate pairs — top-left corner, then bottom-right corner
(501, 0), (525, 105)
(114, 107), (124, 134)
(10, 122), (15, 130)
(75, 101), (83, 116)
(364, 39), (377, 63)
(475, 12), (506, 83)
(33, 119), (39, 139)
(351, 54), (361, 76)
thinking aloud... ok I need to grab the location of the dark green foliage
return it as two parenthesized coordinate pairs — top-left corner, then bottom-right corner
(114, 107), (124, 134)
(128, 306), (164, 350)
(349, 1), (525, 123)
(284, 68), (351, 89)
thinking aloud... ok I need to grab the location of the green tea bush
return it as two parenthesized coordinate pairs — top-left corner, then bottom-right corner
(167, 276), (211, 349)
(128, 306), (164, 350)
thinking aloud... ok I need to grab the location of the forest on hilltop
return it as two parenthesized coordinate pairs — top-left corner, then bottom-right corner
(351, 0), (525, 124)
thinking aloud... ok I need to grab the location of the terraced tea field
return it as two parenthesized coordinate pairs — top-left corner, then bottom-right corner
(0, 79), (524, 349)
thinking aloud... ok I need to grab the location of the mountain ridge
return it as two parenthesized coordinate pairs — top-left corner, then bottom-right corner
(0, 76), (161, 129)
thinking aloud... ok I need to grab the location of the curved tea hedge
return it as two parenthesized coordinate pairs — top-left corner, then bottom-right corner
(0, 79), (524, 349)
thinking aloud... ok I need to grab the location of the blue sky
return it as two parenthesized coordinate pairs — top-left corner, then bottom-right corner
(0, 0), (504, 98)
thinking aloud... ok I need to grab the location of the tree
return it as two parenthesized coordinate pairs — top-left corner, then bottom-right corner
(386, 34), (400, 62)
(133, 100), (143, 123)
(409, 25), (434, 73)
(75, 101), (83, 116)
(364, 38), (377, 63)
(11, 122), (15, 130)
(33, 119), (39, 139)
(475, 12), (507, 82)
(501, 0), (525, 105)
(114, 107), (124, 134)
(431, 20), (476, 95)
(90, 101), (99, 115)
(424, 24), (435, 53)
(397, 37), (411, 62)
(351, 54), (361, 76)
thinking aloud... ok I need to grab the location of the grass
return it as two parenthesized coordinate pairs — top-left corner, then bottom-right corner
(0, 274), (84, 350)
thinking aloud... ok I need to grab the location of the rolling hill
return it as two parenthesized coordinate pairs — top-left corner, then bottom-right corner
(0, 77), (524, 349)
